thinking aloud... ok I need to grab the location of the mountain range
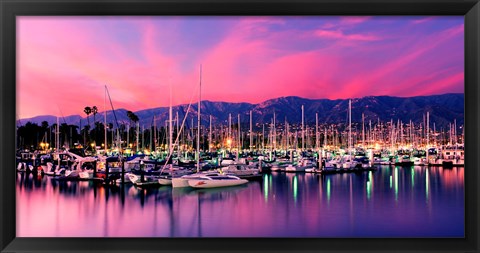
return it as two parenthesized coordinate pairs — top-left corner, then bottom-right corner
(18, 93), (464, 129)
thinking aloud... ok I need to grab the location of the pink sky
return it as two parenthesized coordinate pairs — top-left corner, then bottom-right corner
(17, 16), (464, 119)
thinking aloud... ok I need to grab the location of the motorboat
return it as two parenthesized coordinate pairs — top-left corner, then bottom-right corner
(187, 173), (248, 188)
(220, 164), (261, 179)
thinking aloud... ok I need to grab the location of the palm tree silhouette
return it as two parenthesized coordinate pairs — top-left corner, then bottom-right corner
(92, 106), (98, 124)
(84, 106), (92, 126)
(92, 106), (98, 144)
(126, 111), (139, 149)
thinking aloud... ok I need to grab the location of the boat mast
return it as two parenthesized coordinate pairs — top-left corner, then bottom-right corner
(262, 124), (265, 151)
(227, 113), (232, 144)
(348, 99), (352, 155)
(104, 86), (107, 152)
(301, 105), (304, 151)
(362, 113), (365, 147)
(315, 112), (319, 150)
(273, 110), (276, 151)
(237, 114), (240, 161)
(250, 110), (253, 151)
(169, 78), (173, 157)
(176, 111), (179, 145)
(286, 120), (289, 149)
(136, 121), (139, 153)
(324, 127), (327, 147)
(426, 111), (429, 148)
(154, 115), (156, 152)
(197, 65), (202, 173)
(56, 116), (60, 168)
(209, 115), (212, 152)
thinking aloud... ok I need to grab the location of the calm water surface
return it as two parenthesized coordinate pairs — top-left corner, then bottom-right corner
(16, 166), (464, 237)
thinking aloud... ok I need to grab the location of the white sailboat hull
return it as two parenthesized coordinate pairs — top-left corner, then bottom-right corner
(158, 178), (172, 185)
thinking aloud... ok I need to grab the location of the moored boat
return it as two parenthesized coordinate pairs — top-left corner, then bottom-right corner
(187, 173), (248, 188)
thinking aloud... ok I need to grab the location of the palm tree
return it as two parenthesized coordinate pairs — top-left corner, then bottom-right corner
(92, 106), (98, 143)
(131, 113), (139, 123)
(126, 111), (133, 126)
(126, 111), (139, 149)
(41, 121), (49, 144)
(84, 106), (92, 127)
(92, 106), (98, 124)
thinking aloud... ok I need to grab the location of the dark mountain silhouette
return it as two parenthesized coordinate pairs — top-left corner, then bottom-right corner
(18, 93), (464, 129)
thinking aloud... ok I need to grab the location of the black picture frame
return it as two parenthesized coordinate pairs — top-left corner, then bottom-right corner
(1, 0), (479, 252)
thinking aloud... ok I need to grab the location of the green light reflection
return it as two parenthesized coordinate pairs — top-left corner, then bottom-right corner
(327, 178), (331, 202)
(395, 167), (398, 201)
(367, 171), (372, 200)
(411, 168), (415, 188)
(263, 174), (269, 202)
(293, 175), (298, 203)
(426, 169), (429, 201)
(366, 181), (371, 200)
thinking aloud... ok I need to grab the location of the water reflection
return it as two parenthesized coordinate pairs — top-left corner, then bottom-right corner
(16, 166), (464, 237)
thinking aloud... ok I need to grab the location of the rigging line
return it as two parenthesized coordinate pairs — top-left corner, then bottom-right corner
(56, 105), (68, 125)
(105, 85), (121, 130)
(160, 76), (201, 173)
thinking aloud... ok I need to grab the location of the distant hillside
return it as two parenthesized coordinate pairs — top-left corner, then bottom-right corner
(18, 93), (464, 129)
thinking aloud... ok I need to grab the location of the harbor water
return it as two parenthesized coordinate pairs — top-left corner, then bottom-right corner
(16, 166), (464, 237)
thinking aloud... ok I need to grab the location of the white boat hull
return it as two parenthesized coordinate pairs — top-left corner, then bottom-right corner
(79, 171), (93, 179)
(158, 178), (172, 185)
(188, 179), (248, 188)
(172, 177), (190, 188)
(285, 165), (306, 172)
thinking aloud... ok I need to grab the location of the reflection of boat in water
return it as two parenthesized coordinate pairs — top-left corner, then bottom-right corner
(187, 174), (248, 189)
(192, 183), (248, 194)
(172, 183), (248, 198)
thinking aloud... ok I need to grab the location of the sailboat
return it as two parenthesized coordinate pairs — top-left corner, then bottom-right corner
(172, 65), (206, 188)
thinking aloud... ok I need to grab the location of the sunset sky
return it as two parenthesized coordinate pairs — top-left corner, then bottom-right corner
(17, 16), (464, 119)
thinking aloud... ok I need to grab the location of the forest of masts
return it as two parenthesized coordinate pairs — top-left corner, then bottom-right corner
(18, 109), (463, 154)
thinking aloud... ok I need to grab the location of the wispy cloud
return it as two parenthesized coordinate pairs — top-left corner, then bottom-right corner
(411, 16), (436, 24)
(314, 29), (379, 41)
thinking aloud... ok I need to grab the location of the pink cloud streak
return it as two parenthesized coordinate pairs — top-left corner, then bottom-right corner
(314, 29), (379, 41)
